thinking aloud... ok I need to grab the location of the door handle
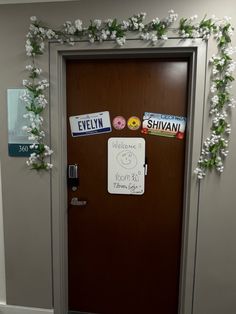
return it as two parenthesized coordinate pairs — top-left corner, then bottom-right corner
(71, 197), (87, 206)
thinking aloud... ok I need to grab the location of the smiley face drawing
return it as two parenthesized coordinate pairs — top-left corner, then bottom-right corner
(116, 150), (137, 169)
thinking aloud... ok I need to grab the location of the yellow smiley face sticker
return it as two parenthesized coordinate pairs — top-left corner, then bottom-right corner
(127, 116), (141, 130)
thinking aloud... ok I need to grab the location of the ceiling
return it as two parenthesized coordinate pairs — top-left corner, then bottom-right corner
(0, 0), (77, 4)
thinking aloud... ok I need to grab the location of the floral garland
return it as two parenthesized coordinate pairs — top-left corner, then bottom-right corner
(22, 11), (235, 178)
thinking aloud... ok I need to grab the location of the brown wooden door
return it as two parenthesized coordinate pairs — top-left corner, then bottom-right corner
(66, 58), (188, 314)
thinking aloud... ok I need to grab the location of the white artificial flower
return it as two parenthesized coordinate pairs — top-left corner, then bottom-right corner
(116, 37), (126, 46)
(105, 18), (113, 27)
(226, 61), (236, 73)
(100, 29), (108, 40)
(210, 84), (217, 93)
(152, 17), (160, 25)
(22, 79), (29, 86)
(26, 65), (33, 71)
(166, 9), (178, 24)
(25, 40), (33, 56)
(215, 31), (222, 40)
(75, 19), (83, 31)
(150, 33), (158, 45)
(223, 47), (236, 56)
(121, 20), (130, 30)
(94, 19), (102, 28)
(133, 22), (139, 30)
(46, 163), (53, 169)
(192, 30), (200, 38)
(190, 14), (198, 21)
(140, 32), (150, 40)
(89, 37), (95, 43)
(161, 34), (168, 40)
(110, 30), (117, 39)
(218, 59), (225, 66)
(35, 67), (42, 75)
(46, 29), (56, 39)
(139, 23), (145, 31)
(64, 21), (76, 35)
(30, 16), (37, 22)
(212, 66), (219, 75)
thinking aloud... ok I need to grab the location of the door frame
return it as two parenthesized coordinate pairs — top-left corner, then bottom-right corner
(49, 38), (208, 314)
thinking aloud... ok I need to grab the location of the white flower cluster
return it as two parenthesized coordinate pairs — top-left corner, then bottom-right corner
(213, 16), (234, 44)
(26, 16), (58, 56)
(180, 15), (198, 38)
(26, 152), (53, 169)
(129, 12), (146, 31)
(23, 111), (43, 127)
(140, 32), (158, 44)
(194, 132), (229, 178)
(86, 18), (127, 46)
(212, 111), (231, 133)
(22, 124), (45, 141)
(21, 90), (48, 110)
(26, 64), (42, 76)
(121, 20), (130, 30)
(164, 9), (178, 26)
(22, 78), (49, 93)
(63, 21), (76, 35)
(179, 14), (215, 40)
(140, 10), (177, 45)
(195, 18), (235, 178)
(36, 79), (49, 91)
(26, 144), (53, 169)
(62, 20), (82, 46)
(199, 27), (212, 40)
(75, 19), (83, 32)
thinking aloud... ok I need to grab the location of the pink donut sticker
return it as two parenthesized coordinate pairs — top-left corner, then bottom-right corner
(112, 116), (126, 130)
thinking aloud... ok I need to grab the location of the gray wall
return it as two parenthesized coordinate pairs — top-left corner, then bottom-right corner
(0, 0), (236, 312)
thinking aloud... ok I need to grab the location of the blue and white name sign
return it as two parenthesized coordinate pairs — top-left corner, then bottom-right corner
(69, 111), (112, 137)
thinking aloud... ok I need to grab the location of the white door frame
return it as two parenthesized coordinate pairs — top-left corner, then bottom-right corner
(49, 38), (208, 314)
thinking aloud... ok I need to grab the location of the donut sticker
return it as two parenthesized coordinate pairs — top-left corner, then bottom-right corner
(112, 116), (126, 130)
(127, 116), (141, 130)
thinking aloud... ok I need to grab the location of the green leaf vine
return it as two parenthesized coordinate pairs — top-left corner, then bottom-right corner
(22, 11), (235, 178)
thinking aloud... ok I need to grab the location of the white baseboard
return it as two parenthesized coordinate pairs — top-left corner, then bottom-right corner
(0, 304), (54, 314)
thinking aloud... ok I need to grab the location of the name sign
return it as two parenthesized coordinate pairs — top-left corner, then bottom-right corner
(69, 111), (112, 137)
(142, 112), (186, 139)
(108, 137), (145, 195)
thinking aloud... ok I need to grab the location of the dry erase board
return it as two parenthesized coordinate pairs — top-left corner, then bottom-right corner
(108, 137), (145, 195)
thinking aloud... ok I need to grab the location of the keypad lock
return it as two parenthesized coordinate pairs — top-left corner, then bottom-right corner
(68, 164), (79, 191)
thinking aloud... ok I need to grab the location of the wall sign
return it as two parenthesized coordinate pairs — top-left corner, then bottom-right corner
(69, 111), (112, 137)
(142, 112), (186, 139)
(7, 89), (35, 157)
(108, 137), (145, 195)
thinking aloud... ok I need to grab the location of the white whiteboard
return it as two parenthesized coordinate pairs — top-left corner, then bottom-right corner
(108, 137), (145, 195)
